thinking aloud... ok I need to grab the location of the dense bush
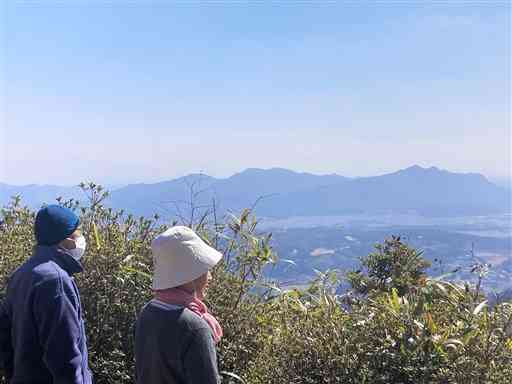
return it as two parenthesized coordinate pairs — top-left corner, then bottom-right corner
(1, 184), (511, 383)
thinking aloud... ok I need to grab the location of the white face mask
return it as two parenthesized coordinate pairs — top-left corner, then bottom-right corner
(69, 235), (87, 261)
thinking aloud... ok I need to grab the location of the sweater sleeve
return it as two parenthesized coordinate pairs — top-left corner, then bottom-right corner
(183, 327), (220, 384)
(34, 276), (84, 384)
(0, 299), (13, 381)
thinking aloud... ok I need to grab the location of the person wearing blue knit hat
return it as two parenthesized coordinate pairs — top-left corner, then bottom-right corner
(0, 205), (93, 384)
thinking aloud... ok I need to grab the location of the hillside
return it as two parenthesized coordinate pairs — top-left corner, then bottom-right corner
(255, 166), (510, 217)
(1, 166), (509, 218)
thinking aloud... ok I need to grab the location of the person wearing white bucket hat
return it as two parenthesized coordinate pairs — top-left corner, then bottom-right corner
(135, 226), (223, 384)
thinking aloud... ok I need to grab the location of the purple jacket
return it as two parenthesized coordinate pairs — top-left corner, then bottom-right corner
(0, 246), (93, 384)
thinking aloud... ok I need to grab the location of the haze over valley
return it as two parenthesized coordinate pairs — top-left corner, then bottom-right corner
(1, 165), (510, 291)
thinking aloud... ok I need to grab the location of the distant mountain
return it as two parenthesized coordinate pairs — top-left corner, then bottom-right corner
(254, 166), (511, 217)
(1, 166), (510, 218)
(492, 177), (512, 192)
(0, 183), (83, 208)
(107, 168), (346, 218)
(107, 174), (218, 218)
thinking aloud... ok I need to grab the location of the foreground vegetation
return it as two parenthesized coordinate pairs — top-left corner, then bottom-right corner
(1, 184), (511, 383)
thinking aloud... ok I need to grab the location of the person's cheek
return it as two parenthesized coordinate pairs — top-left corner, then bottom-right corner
(201, 282), (208, 299)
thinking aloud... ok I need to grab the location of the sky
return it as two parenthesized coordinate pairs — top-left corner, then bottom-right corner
(1, 1), (510, 185)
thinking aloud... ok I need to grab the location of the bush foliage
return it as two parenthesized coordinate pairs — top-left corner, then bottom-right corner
(1, 184), (511, 383)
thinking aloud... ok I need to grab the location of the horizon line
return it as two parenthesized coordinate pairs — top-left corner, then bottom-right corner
(1, 164), (509, 189)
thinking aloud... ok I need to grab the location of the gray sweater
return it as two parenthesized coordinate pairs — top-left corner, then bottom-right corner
(135, 300), (220, 384)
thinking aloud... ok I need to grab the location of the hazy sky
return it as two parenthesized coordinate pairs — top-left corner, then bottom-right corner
(1, 1), (510, 185)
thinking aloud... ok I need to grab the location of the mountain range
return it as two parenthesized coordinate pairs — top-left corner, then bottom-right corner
(1, 166), (510, 219)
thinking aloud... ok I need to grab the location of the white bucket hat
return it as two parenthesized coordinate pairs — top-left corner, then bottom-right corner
(151, 226), (223, 290)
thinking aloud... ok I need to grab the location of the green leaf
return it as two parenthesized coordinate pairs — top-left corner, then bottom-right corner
(122, 266), (151, 279)
(390, 288), (401, 311)
(473, 300), (488, 316)
(443, 338), (464, 348)
(220, 371), (246, 383)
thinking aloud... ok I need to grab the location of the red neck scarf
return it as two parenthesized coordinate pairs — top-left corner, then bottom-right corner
(154, 287), (223, 344)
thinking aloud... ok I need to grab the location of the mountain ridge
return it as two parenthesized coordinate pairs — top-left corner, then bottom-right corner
(1, 165), (509, 218)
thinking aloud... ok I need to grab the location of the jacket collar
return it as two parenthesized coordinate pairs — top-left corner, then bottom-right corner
(33, 245), (84, 276)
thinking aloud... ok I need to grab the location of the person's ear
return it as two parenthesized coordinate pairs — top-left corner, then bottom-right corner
(59, 238), (76, 250)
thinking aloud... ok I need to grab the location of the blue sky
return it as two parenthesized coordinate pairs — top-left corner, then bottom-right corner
(1, 1), (510, 185)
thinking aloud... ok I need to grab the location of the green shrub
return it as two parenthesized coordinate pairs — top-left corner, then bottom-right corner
(346, 235), (431, 296)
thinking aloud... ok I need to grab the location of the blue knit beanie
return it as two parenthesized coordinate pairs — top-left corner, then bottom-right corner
(35, 205), (80, 246)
